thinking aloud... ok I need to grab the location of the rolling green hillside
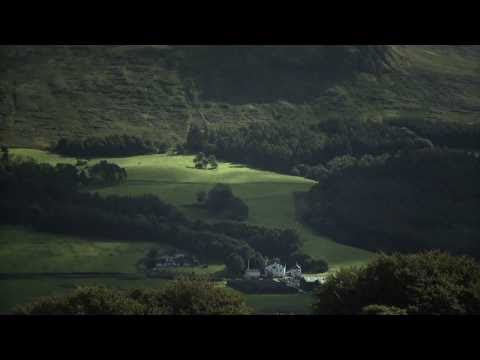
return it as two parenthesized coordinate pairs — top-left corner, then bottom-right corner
(9, 148), (374, 268)
(1, 148), (374, 314)
(1, 46), (479, 148)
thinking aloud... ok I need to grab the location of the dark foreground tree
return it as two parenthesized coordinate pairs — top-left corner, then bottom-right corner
(15, 286), (155, 315)
(361, 305), (408, 315)
(1, 145), (9, 163)
(313, 251), (480, 315)
(159, 276), (251, 314)
(16, 277), (251, 315)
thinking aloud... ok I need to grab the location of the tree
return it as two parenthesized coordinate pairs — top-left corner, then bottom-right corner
(1, 145), (9, 163)
(186, 123), (206, 153)
(15, 286), (154, 315)
(226, 197), (249, 221)
(196, 190), (206, 204)
(225, 253), (246, 277)
(88, 160), (127, 185)
(194, 152), (207, 169)
(16, 279), (252, 315)
(361, 305), (408, 315)
(313, 252), (480, 315)
(205, 183), (234, 213)
(291, 166), (300, 177)
(156, 276), (251, 315)
(208, 154), (218, 170)
(75, 158), (88, 167)
(145, 248), (160, 269)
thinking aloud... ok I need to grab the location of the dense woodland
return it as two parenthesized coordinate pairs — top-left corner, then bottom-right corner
(185, 118), (434, 175)
(184, 117), (480, 260)
(52, 135), (166, 157)
(0, 155), (319, 273)
(303, 148), (480, 258)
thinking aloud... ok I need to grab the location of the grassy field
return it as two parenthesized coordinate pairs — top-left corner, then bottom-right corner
(0, 226), (226, 313)
(0, 226), (169, 273)
(11, 148), (374, 268)
(1, 148), (375, 314)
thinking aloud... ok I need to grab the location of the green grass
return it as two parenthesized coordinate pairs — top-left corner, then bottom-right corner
(0, 226), (172, 273)
(11, 148), (375, 269)
(2, 148), (375, 314)
(0, 225), (226, 314)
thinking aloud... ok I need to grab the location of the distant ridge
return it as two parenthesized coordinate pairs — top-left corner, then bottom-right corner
(0, 45), (479, 147)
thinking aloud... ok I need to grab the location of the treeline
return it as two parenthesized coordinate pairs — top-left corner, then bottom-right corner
(52, 134), (168, 157)
(194, 221), (328, 273)
(16, 278), (251, 315)
(314, 252), (480, 315)
(185, 119), (433, 174)
(388, 117), (480, 150)
(0, 157), (316, 270)
(303, 148), (480, 258)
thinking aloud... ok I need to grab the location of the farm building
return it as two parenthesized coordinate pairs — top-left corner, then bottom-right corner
(265, 261), (287, 278)
(244, 269), (261, 279)
(286, 263), (302, 278)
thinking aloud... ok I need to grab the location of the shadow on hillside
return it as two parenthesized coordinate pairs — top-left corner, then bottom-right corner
(185, 166), (218, 171)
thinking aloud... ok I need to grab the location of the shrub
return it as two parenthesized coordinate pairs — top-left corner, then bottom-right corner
(313, 252), (480, 315)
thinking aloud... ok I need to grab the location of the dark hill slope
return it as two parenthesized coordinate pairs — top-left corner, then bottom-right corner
(0, 45), (479, 148)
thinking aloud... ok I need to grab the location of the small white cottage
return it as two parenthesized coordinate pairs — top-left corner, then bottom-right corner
(286, 263), (302, 278)
(244, 269), (261, 279)
(264, 262), (286, 278)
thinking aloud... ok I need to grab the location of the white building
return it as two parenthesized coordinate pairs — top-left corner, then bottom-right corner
(286, 263), (302, 278)
(264, 262), (286, 278)
(244, 258), (261, 279)
(244, 269), (261, 279)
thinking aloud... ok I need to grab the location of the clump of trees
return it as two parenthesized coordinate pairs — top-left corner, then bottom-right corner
(225, 253), (246, 276)
(1, 145), (9, 163)
(193, 152), (218, 170)
(194, 221), (328, 273)
(303, 148), (480, 258)
(184, 118), (434, 174)
(1, 157), (315, 273)
(199, 184), (248, 221)
(53, 134), (167, 157)
(313, 252), (480, 315)
(388, 117), (480, 150)
(15, 277), (251, 315)
(88, 160), (127, 185)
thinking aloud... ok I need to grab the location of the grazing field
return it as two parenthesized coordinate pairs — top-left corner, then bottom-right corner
(10, 148), (374, 268)
(2, 149), (375, 314)
(0, 226), (225, 313)
(0, 226), (168, 273)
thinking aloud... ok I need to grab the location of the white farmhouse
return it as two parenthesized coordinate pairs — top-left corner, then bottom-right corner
(286, 263), (302, 278)
(244, 258), (261, 279)
(244, 269), (261, 279)
(264, 262), (286, 278)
